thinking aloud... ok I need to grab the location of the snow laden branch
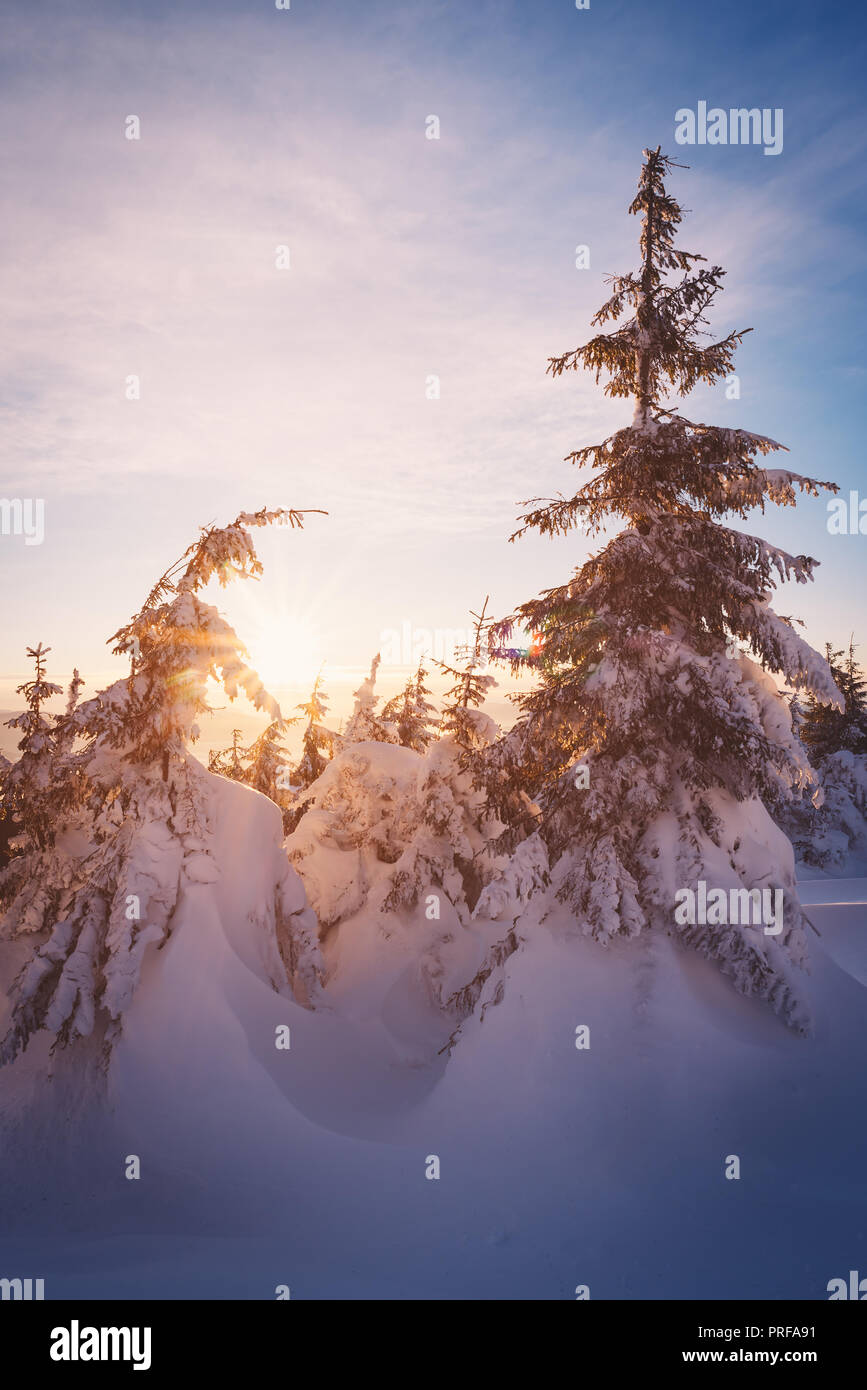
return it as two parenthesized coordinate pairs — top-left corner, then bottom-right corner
(510, 418), (835, 543)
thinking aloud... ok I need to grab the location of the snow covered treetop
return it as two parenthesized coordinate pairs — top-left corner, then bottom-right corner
(71, 506), (326, 769)
(549, 147), (749, 416)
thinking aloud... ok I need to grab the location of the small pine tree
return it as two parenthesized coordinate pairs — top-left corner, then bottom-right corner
(0, 644), (63, 852)
(369, 599), (505, 926)
(0, 657), (88, 941)
(0, 751), (12, 871)
(209, 728), (247, 780)
(343, 653), (393, 744)
(244, 718), (296, 802)
(294, 667), (335, 789)
(800, 639), (867, 761)
(436, 598), (498, 750)
(381, 660), (439, 753)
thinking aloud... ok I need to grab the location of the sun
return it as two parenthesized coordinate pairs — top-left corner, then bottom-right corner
(243, 609), (323, 692)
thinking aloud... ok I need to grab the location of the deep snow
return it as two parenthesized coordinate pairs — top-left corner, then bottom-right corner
(1, 772), (865, 1299)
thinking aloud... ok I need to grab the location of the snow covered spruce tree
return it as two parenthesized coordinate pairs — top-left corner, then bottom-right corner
(342, 653), (394, 745)
(436, 598), (498, 751)
(0, 508), (323, 1067)
(491, 148), (842, 1032)
(0, 649), (86, 935)
(209, 719), (296, 807)
(1, 644), (64, 854)
(286, 667), (336, 800)
(208, 727), (247, 780)
(285, 605), (512, 983)
(775, 639), (867, 868)
(243, 719), (296, 801)
(380, 659), (439, 753)
(800, 640), (867, 761)
(369, 602), (507, 924)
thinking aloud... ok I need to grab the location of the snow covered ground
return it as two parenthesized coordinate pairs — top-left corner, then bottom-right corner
(794, 872), (867, 990)
(1, 775), (865, 1300)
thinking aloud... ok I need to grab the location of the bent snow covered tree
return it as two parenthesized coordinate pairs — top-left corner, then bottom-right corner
(491, 147), (842, 1032)
(0, 507), (324, 1066)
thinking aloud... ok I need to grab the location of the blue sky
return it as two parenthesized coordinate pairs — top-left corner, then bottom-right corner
(1, 0), (865, 737)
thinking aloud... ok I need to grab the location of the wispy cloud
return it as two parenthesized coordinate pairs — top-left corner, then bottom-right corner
(0, 0), (864, 688)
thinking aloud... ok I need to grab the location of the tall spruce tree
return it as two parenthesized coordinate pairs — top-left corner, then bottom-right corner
(491, 148), (843, 1030)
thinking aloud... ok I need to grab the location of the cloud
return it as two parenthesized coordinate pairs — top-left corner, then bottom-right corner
(0, 1), (864, 680)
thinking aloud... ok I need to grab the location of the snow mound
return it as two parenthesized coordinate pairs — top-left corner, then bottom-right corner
(2, 859), (865, 1298)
